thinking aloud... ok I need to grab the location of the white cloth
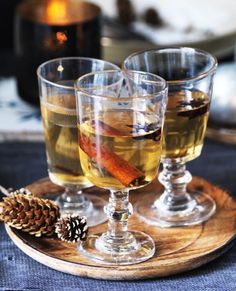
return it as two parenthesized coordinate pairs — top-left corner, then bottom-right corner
(0, 78), (43, 142)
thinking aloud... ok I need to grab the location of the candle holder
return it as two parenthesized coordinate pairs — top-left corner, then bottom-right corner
(15, 0), (101, 105)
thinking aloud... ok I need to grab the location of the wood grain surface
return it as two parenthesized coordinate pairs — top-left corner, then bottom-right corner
(5, 177), (236, 280)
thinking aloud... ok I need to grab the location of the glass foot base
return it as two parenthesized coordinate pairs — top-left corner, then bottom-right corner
(56, 194), (107, 227)
(78, 231), (155, 265)
(135, 191), (216, 227)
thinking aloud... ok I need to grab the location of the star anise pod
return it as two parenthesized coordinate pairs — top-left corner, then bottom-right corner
(127, 123), (161, 141)
(177, 99), (209, 119)
(177, 98), (205, 109)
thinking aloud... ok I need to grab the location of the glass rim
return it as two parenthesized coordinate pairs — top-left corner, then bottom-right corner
(36, 56), (120, 90)
(75, 69), (168, 101)
(123, 46), (218, 85)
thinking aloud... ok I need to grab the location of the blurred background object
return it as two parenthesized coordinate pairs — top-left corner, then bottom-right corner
(1, 0), (236, 141)
(0, 1), (21, 52)
(87, 0), (236, 145)
(88, 0), (236, 64)
(15, 0), (101, 105)
(207, 62), (236, 144)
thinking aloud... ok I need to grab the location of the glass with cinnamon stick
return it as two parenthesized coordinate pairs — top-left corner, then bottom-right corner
(75, 70), (168, 265)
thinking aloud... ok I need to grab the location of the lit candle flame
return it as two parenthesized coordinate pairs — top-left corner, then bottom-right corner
(46, 0), (68, 24)
(56, 31), (68, 44)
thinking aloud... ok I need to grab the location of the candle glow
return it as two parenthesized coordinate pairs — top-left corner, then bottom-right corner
(46, 0), (69, 24)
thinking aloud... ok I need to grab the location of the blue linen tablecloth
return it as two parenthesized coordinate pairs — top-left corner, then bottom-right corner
(0, 139), (236, 291)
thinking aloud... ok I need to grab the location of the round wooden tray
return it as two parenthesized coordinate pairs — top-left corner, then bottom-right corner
(5, 177), (236, 280)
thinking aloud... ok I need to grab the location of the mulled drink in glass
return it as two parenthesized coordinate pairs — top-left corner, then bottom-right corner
(75, 70), (168, 264)
(124, 47), (217, 227)
(37, 57), (119, 226)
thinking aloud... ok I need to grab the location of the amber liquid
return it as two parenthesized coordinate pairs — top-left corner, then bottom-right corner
(162, 90), (210, 161)
(41, 97), (91, 188)
(79, 110), (162, 190)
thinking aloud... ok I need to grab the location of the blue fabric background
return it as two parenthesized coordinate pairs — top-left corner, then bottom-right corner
(0, 139), (236, 290)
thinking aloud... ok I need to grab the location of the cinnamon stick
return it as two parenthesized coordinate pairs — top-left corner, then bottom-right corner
(79, 132), (145, 187)
(93, 120), (161, 141)
(91, 120), (124, 136)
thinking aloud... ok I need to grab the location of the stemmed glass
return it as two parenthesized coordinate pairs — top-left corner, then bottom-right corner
(124, 47), (218, 227)
(37, 57), (119, 226)
(75, 70), (167, 264)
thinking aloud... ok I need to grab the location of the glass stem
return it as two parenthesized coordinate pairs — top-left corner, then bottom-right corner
(62, 187), (84, 203)
(157, 161), (196, 212)
(98, 190), (136, 253)
(58, 186), (93, 213)
(106, 190), (132, 238)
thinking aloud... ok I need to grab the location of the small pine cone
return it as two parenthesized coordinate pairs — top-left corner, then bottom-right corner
(0, 189), (60, 237)
(55, 215), (88, 243)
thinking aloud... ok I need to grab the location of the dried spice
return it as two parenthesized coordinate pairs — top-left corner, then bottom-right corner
(177, 99), (209, 119)
(79, 132), (145, 187)
(127, 123), (162, 141)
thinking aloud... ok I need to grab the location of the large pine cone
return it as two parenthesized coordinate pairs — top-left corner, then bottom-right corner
(0, 188), (60, 237)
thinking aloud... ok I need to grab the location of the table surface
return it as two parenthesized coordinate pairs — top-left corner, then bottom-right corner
(0, 139), (236, 291)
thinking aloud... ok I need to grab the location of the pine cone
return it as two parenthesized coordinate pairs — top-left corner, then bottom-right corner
(55, 215), (88, 243)
(0, 188), (60, 237)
